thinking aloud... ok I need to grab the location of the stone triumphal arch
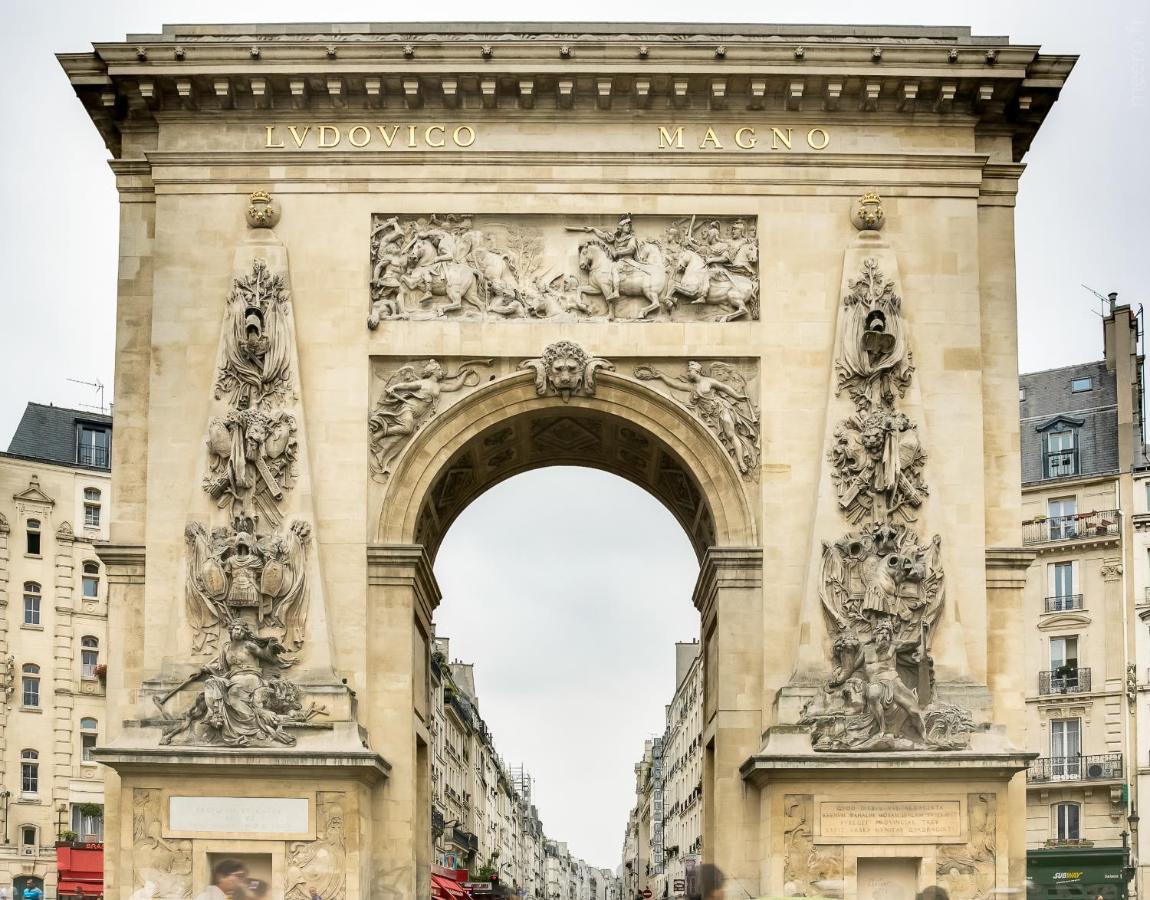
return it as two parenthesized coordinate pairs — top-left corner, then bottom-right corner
(60, 21), (1074, 900)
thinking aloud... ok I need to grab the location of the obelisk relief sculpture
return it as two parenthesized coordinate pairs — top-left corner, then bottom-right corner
(800, 194), (973, 752)
(157, 193), (333, 747)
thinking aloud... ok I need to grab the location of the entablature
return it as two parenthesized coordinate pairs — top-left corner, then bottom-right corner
(59, 23), (1075, 162)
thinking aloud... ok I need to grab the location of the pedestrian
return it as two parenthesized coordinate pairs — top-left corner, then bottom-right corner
(193, 859), (248, 900)
(1, 885), (10, 900)
(690, 865), (725, 900)
(22, 885), (43, 900)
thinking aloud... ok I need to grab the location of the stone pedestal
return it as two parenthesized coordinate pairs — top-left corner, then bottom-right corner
(744, 727), (1034, 900)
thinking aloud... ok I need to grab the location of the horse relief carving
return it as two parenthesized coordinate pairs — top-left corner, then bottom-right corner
(367, 213), (759, 325)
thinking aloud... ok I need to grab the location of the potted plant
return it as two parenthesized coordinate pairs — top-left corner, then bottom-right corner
(56, 830), (78, 846)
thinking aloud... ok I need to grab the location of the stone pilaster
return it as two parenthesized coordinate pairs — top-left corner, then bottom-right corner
(52, 522), (77, 815)
(0, 512), (9, 787)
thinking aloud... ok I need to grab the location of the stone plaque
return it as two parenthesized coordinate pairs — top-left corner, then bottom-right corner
(817, 800), (963, 844)
(168, 796), (309, 836)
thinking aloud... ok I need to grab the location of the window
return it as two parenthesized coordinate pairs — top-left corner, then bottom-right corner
(20, 825), (38, 847)
(1019, 388), (1026, 401)
(1071, 377), (1092, 393)
(1050, 562), (1075, 607)
(1050, 719), (1082, 778)
(77, 426), (109, 468)
(1054, 802), (1081, 840)
(80, 717), (98, 763)
(83, 488), (101, 527)
(26, 518), (41, 555)
(1048, 497), (1078, 540)
(82, 562), (99, 599)
(20, 750), (39, 795)
(23, 582), (41, 625)
(22, 664), (41, 707)
(81, 636), (99, 679)
(71, 803), (104, 842)
(1044, 430), (1078, 478)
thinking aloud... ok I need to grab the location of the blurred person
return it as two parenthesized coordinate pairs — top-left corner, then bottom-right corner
(691, 864), (725, 900)
(194, 859), (248, 900)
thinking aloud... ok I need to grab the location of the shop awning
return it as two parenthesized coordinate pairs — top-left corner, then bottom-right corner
(431, 874), (472, 900)
(56, 881), (102, 897)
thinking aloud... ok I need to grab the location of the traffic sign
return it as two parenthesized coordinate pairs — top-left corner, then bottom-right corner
(641, 889), (653, 899)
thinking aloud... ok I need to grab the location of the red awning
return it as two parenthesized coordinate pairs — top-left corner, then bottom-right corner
(431, 874), (471, 900)
(56, 882), (102, 897)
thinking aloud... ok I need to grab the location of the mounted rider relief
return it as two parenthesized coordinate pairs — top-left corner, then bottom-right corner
(367, 213), (760, 325)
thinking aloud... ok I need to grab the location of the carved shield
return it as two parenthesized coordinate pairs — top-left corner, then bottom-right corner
(261, 558), (288, 597)
(200, 558), (227, 599)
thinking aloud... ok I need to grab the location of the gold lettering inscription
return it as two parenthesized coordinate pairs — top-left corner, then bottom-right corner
(287, 125), (310, 148)
(658, 126), (685, 149)
(317, 125), (341, 148)
(658, 125), (830, 151)
(807, 127), (830, 150)
(348, 125), (370, 147)
(264, 125), (285, 148)
(734, 127), (757, 149)
(453, 125), (476, 147)
(699, 127), (724, 149)
(407, 124), (418, 148)
(819, 801), (962, 843)
(425, 125), (446, 148)
(376, 125), (400, 147)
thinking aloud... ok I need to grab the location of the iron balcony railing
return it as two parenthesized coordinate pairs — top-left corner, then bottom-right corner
(1043, 449), (1079, 479)
(77, 444), (109, 468)
(1044, 594), (1084, 613)
(1022, 510), (1120, 545)
(1028, 753), (1123, 783)
(1038, 667), (1091, 695)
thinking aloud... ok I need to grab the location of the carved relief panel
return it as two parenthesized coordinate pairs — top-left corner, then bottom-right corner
(368, 213), (759, 324)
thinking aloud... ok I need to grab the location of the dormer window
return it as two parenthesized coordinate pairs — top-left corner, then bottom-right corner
(77, 425), (109, 468)
(1045, 430), (1078, 478)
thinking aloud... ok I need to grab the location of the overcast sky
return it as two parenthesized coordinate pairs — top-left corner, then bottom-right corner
(1, 0), (1147, 872)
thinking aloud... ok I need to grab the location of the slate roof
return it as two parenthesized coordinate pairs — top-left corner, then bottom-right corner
(4, 402), (113, 470)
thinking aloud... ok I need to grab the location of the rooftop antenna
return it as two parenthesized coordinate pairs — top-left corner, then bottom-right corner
(66, 378), (107, 414)
(1082, 284), (1115, 318)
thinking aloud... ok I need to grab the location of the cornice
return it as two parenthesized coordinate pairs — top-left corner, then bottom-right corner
(58, 25), (1075, 163)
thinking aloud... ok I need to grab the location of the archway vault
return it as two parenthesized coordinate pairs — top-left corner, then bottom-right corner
(376, 371), (759, 562)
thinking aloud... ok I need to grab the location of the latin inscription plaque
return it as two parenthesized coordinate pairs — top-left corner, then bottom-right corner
(169, 796), (309, 835)
(818, 800), (963, 844)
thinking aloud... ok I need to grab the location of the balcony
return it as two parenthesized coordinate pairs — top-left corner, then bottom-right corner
(1038, 668), (1091, 695)
(77, 444), (109, 468)
(1044, 594), (1084, 613)
(1027, 753), (1123, 784)
(1022, 510), (1120, 546)
(1043, 449), (1080, 479)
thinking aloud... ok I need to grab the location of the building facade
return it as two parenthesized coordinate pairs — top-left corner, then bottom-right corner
(1020, 303), (1144, 897)
(622, 641), (704, 900)
(430, 636), (600, 899)
(0, 404), (112, 898)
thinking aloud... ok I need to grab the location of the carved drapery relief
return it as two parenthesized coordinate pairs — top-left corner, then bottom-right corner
(215, 259), (294, 410)
(635, 361), (760, 479)
(287, 792), (348, 900)
(369, 358), (494, 479)
(133, 788), (192, 899)
(804, 233), (971, 752)
(936, 794), (997, 900)
(834, 258), (913, 411)
(367, 213), (759, 325)
(521, 341), (614, 402)
(783, 795), (843, 898)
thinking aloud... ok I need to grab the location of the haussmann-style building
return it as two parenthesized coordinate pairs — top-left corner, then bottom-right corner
(56, 21), (1075, 900)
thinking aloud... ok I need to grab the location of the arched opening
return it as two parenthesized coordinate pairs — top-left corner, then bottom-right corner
(432, 466), (700, 880)
(368, 372), (763, 897)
